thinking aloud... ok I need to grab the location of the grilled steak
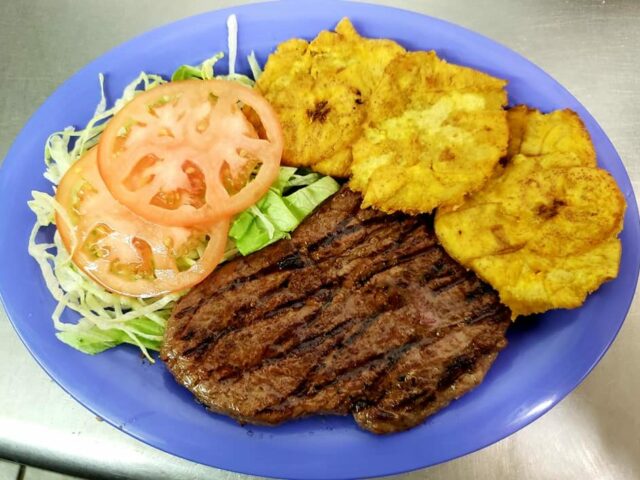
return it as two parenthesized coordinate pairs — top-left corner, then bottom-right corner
(161, 187), (511, 434)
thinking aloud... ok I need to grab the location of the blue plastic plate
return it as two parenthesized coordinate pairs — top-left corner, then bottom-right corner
(0, 2), (638, 479)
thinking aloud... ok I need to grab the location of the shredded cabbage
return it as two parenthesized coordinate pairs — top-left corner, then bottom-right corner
(170, 14), (255, 87)
(227, 14), (239, 77)
(44, 72), (165, 184)
(247, 51), (263, 81)
(29, 72), (175, 361)
(28, 192), (181, 360)
(28, 14), (338, 361)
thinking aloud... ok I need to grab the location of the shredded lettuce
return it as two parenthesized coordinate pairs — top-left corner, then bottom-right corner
(44, 72), (165, 184)
(28, 194), (180, 360)
(170, 14), (255, 87)
(247, 51), (263, 81)
(29, 73), (177, 361)
(28, 14), (339, 361)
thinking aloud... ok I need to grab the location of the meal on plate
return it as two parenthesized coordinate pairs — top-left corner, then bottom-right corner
(27, 15), (626, 433)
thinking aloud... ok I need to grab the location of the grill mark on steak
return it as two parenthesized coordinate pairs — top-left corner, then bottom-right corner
(174, 210), (412, 328)
(298, 337), (421, 400)
(307, 215), (407, 262)
(179, 274), (294, 358)
(174, 298), (205, 322)
(180, 330), (228, 358)
(181, 278), (339, 360)
(263, 288), (337, 353)
(352, 242), (439, 289)
(465, 303), (508, 324)
(263, 297), (309, 319)
(352, 320), (508, 433)
(187, 255), (298, 309)
(285, 312), (389, 398)
(183, 224), (432, 364)
(218, 286), (404, 385)
(429, 272), (471, 293)
(394, 390), (438, 410)
(290, 312), (493, 412)
(437, 353), (479, 390)
(259, 337), (423, 419)
(227, 275), (292, 322)
(242, 315), (361, 389)
(161, 187), (511, 433)
(276, 252), (307, 270)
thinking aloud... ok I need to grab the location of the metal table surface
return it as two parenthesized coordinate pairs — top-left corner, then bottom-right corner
(0, 1), (638, 479)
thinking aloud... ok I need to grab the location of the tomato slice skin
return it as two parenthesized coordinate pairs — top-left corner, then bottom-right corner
(55, 149), (229, 298)
(97, 79), (284, 227)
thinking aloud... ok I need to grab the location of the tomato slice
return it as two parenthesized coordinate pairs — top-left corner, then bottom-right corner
(55, 149), (229, 298)
(97, 79), (284, 227)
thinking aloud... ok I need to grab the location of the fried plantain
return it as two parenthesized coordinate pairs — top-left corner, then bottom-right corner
(349, 51), (509, 214)
(254, 18), (405, 177)
(435, 107), (625, 318)
(506, 105), (595, 166)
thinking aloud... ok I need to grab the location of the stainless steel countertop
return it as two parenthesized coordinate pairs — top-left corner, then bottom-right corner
(1, 1), (638, 479)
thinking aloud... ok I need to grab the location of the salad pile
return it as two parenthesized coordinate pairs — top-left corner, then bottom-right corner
(28, 15), (339, 360)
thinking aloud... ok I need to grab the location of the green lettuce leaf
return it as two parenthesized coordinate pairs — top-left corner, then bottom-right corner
(171, 52), (224, 81)
(171, 65), (206, 81)
(229, 172), (340, 255)
(57, 318), (165, 355)
(285, 176), (342, 221)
